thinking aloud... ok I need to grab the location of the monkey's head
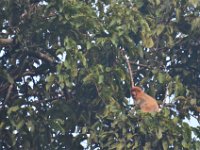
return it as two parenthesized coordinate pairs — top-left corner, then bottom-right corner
(131, 86), (143, 99)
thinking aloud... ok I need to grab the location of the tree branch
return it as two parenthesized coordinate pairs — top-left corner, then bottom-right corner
(0, 38), (13, 45)
(129, 61), (151, 69)
(120, 48), (134, 87)
(5, 84), (14, 103)
(125, 55), (134, 87)
(28, 50), (55, 63)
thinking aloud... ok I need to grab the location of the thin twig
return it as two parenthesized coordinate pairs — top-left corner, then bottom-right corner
(5, 84), (14, 102)
(129, 61), (151, 69)
(125, 55), (134, 87)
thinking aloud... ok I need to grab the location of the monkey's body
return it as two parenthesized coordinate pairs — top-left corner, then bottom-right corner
(131, 86), (160, 113)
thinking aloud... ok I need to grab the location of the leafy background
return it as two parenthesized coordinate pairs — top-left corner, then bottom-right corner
(0, 0), (200, 149)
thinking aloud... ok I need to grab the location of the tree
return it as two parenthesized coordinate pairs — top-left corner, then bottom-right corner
(0, 0), (200, 149)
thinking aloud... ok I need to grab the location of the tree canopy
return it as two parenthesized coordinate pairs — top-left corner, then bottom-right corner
(0, 0), (200, 149)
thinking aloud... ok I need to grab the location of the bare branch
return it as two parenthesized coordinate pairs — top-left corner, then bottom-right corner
(0, 38), (13, 45)
(129, 61), (151, 69)
(28, 50), (55, 63)
(35, 51), (55, 63)
(125, 55), (134, 87)
(5, 84), (14, 102)
(120, 48), (134, 87)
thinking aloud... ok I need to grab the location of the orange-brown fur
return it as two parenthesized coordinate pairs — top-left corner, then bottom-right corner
(131, 86), (160, 113)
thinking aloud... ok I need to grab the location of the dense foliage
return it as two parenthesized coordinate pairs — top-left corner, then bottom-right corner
(0, 0), (200, 149)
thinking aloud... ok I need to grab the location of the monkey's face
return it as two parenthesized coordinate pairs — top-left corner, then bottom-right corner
(131, 90), (137, 99)
(131, 86), (142, 100)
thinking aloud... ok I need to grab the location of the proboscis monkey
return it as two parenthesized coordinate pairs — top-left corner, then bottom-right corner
(131, 86), (160, 113)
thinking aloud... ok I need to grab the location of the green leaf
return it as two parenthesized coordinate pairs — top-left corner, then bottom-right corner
(175, 82), (185, 96)
(195, 142), (200, 149)
(162, 141), (168, 150)
(56, 48), (65, 54)
(132, 139), (139, 149)
(143, 37), (154, 48)
(138, 47), (144, 58)
(64, 60), (71, 68)
(0, 69), (14, 84)
(167, 25), (174, 34)
(116, 142), (124, 150)
(158, 72), (165, 84)
(26, 120), (35, 132)
(167, 35), (174, 47)
(0, 122), (5, 129)
(163, 108), (170, 117)
(189, 0), (198, 7)
(115, 68), (126, 80)
(165, 74), (172, 82)
(97, 37), (107, 45)
(111, 33), (118, 47)
(98, 75), (104, 84)
(82, 126), (87, 134)
(172, 117), (179, 124)
(155, 0), (160, 5)
(144, 142), (151, 150)
(78, 52), (87, 67)
(190, 99), (196, 105)
(182, 122), (191, 148)
(83, 73), (94, 84)
(7, 106), (20, 115)
(152, 69), (159, 75)
(134, 1), (144, 8)
(126, 133), (133, 140)
(50, 119), (65, 134)
(191, 17), (200, 30)
(156, 24), (165, 35)
(156, 127), (163, 139)
(10, 134), (17, 146)
(71, 67), (78, 77)
(46, 74), (55, 90)
(86, 41), (92, 49)
(176, 8), (181, 21)
(16, 120), (25, 130)
(105, 67), (111, 72)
